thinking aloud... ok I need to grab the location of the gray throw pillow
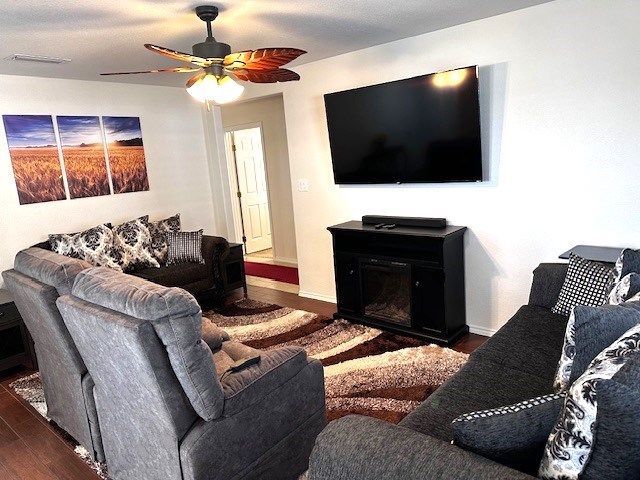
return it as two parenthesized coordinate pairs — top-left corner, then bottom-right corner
(580, 380), (640, 480)
(553, 303), (640, 392)
(167, 230), (205, 265)
(452, 393), (566, 475)
(112, 216), (160, 272)
(148, 213), (181, 265)
(539, 326), (640, 479)
(551, 254), (612, 317)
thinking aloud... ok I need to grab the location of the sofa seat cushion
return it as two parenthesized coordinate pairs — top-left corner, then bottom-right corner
(399, 357), (553, 442)
(132, 262), (208, 287)
(470, 305), (567, 382)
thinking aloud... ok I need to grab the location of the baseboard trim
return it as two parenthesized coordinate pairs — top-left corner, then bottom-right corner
(468, 324), (497, 337)
(273, 257), (298, 267)
(298, 290), (337, 304)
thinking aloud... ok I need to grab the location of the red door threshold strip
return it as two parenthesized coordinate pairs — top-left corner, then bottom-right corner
(244, 262), (299, 285)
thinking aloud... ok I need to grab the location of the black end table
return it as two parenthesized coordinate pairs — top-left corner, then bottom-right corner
(0, 302), (37, 372)
(223, 243), (247, 296)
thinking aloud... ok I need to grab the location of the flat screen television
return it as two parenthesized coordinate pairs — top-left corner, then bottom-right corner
(324, 66), (482, 184)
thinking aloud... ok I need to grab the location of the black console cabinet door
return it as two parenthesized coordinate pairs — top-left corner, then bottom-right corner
(335, 255), (359, 314)
(412, 267), (446, 334)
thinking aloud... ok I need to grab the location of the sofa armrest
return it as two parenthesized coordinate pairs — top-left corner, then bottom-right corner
(220, 347), (309, 416)
(309, 415), (534, 480)
(201, 320), (230, 351)
(201, 235), (229, 293)
(528, 263), (568, 309)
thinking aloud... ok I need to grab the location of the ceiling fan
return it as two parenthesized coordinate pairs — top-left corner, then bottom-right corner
(101, 5), (306, 104)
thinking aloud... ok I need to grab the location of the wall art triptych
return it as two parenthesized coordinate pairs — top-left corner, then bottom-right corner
(2, 115), (149, 205)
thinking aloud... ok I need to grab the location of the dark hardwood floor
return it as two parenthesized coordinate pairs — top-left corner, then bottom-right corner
(0, 284), (487, 479)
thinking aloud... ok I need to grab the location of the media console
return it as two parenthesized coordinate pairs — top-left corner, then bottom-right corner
(327, 218), (468, 345)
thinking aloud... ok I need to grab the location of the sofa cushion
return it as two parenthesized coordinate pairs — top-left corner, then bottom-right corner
(148, 213), (181, 265)
(49, 224), (121, 271)
(131, 262), (208, 287)
(552, 303), (640, 392)
(539, 328), (640, 479)
(452, 392), (565, 475)
(71, 267), (225, 421)
(608, 272), (640, 304)
(609, 248), (640, 287)
(399, 356), (553, 442)
(551, 254), (612, 316)
(112, 216), (160, 272)
(14, 247), (91, 296)
(470, 305), (567, 382)
(201, 320), (229, 352)
(580, 381), (640, 480)
(167, 230), (205, 265)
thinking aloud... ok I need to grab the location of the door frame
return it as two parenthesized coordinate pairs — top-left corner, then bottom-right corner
(223, 121), (276, 258)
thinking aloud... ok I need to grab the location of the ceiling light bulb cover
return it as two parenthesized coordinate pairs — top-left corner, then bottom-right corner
(186, 74), (245, 104)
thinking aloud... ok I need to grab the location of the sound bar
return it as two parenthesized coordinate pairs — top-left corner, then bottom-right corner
(362, 215), (447, 229)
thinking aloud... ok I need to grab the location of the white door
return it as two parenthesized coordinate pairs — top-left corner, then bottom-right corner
(231, 127), (272, 254)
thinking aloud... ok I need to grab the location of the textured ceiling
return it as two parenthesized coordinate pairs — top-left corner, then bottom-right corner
(0, 0), (553, 87)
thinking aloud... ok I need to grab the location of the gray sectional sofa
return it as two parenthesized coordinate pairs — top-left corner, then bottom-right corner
(3, 248), (326, 479)
(308, 263), (571, 480)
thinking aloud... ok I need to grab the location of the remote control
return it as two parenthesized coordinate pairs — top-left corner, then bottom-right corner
(229, 355), (261, 372)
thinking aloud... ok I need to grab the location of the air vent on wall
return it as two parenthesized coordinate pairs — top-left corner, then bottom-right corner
(4, 54), (71, 64)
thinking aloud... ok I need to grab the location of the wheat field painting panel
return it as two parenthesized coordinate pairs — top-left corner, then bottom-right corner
(57, 116), (111, 199)
(2, 115), (67, 205)
(102, 116), (149, 194)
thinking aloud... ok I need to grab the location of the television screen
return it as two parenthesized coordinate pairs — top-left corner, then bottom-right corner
(324, 66), (482, 184)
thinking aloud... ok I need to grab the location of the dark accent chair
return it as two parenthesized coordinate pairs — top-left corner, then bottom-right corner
(309, 263), (572, 480)
(57, 267), (327, 480)
(32, 234), (229, 307)
(2, 247), (105, 462)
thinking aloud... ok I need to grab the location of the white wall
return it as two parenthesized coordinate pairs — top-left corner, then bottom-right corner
(221, 95), (298, 264)
(0, 75), (215, 289)
(235, 0), (640, 335)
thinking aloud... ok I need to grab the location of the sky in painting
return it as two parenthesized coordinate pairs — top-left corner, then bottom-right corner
(57, 116), (103, 147)
(102, 116), (143, 142)
(2, 115), (57, 148)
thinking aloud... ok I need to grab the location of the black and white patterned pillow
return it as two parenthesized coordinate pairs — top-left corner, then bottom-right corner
(167, 230), (204, 265)
(49, 224), (121, 271)
(452, 393), (566, 474)
(112, 216), (160, 272)
(608, 272), (640, 305)
(148, 213), (181, 265)
(608, 248), (640, 288)
(539, 324), (640, 479)
(551, 254), (612, 317)
(553, 304), (640, 393)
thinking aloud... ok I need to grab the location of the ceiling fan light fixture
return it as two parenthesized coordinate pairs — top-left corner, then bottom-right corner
(186, 74), (244, 104)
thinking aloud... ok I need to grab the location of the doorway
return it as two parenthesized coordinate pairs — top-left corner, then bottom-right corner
(224, 125), (273, 256)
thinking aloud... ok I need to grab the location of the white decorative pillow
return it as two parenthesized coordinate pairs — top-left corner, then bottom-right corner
(553, 308), (577, 392)
(608, 272), (640, 305)
(551, 254), (613, 317)
(539, 323), (640, 479)
(148, 213), (181, 265)
(49, 224), (121, 271)
(112, 216), (160, 272)
(608, 248), (640, 287)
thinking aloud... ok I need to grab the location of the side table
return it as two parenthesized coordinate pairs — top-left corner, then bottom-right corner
(0, 302), (37, 372)
(223, 243), (248, 296)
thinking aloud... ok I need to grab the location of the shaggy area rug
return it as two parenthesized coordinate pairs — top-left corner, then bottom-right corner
(9, 298), (467, 478)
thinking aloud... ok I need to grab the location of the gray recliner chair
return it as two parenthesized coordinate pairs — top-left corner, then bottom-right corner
(2, 247), (105, 461)
(57, 266), (327, 480)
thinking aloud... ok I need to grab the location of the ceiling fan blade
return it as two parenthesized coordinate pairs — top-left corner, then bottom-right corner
(186, 72), (206, 88)
(145, 44), (210, 67)
(101, 66), (202, 76)
(230, 68), (300, 83)
(223, 48), (306, 70)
